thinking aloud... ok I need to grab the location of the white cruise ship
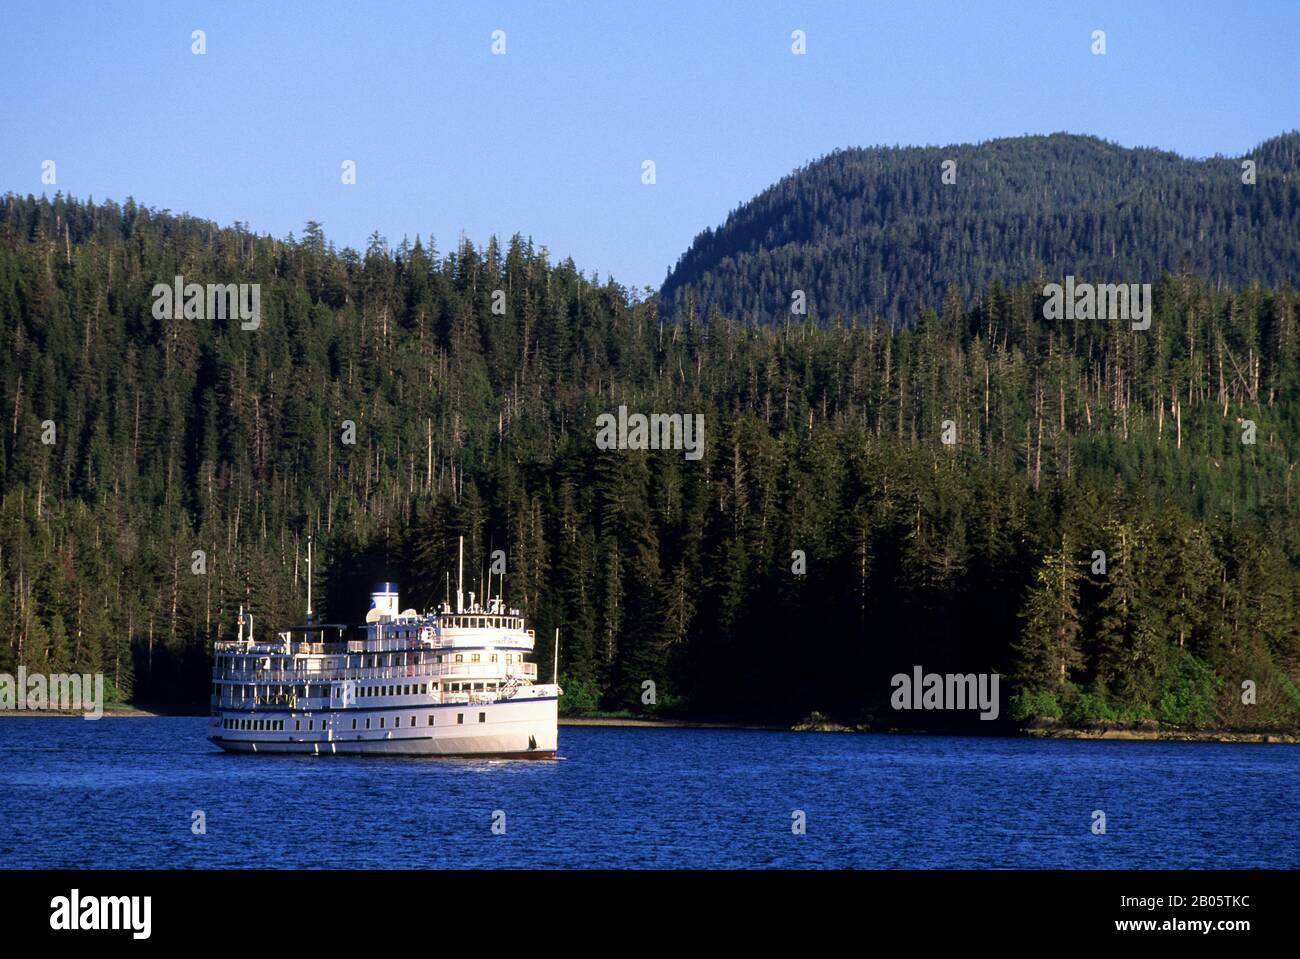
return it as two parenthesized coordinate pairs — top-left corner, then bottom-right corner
(207, 540), (560, 757)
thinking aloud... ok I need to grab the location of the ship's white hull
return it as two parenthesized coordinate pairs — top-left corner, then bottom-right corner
(208, 691), (559, 759)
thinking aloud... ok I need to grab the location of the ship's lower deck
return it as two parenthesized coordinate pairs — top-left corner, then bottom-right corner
(208, 689), (559, 758)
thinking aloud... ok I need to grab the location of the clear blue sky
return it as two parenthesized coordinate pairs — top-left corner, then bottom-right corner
(2, 1), (1295, 290)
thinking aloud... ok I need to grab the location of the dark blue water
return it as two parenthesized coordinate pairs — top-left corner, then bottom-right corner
(0, 718), (1295, 868)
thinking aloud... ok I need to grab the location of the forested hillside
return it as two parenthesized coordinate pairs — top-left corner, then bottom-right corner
(2, 193), (1298, 729)
(661, 132), (1300, 329)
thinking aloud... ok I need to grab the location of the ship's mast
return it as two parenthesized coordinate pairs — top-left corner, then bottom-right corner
(553, 627), (559, 685)
(456, 535), (464, 614)
(306, 534), (313, 621)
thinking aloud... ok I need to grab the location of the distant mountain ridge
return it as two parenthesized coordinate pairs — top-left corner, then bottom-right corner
(660, 132), (1300, 327)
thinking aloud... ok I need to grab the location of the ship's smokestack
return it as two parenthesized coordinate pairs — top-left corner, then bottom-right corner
(370, 582), (399, 620)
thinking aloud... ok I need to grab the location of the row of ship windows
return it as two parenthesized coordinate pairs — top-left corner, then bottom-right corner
(438, 617), (522, 630)
(350, 682), (501, 698)
(352, 683), (430, 698)
(381, 618), (521, 634)
(222, 712), (488, 732)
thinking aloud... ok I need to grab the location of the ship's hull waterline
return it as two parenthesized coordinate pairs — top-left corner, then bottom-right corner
(209, 695), (559, 758)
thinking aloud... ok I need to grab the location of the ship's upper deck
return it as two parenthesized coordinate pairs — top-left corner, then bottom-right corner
(213, 589), (537, 660)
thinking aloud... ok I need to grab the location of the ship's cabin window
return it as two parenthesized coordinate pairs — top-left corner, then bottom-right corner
(490, 654), (497, 663)
(457, 713), (464, 725)
(455, 654), (463, 663)
(365, 718), (371, 729)
(471, 654), (481, 664)
(427, 715), (434, 726)
(352, 719), (357, 729)
(478, 712), (486, 723)
(506, 654), (513, 664)
(308, 720), (314, 731)
(295, 720), (301, 731)
(379, 717), (385, 728)
(410, 716), (416, 727)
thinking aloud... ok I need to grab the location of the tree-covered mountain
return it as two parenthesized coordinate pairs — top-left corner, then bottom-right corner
(661, 132), (1300, 329)
(1, 192), (1298, 731)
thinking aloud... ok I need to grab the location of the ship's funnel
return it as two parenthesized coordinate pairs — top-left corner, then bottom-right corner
(370, 582), (400, 620)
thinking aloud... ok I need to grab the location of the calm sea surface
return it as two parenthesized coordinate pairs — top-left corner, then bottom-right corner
(0, 718), (1295, 868)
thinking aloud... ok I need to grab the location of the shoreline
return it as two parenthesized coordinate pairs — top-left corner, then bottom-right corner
(560, 716), (786, 731)
(560, 715), (1299, 743)
(4, 710), (1294, 743)
(1022, 726), (1298, 744)
(0, 706), (178, 718)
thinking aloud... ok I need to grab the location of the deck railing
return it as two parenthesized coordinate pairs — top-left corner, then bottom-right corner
(213, 661), (538, 684)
